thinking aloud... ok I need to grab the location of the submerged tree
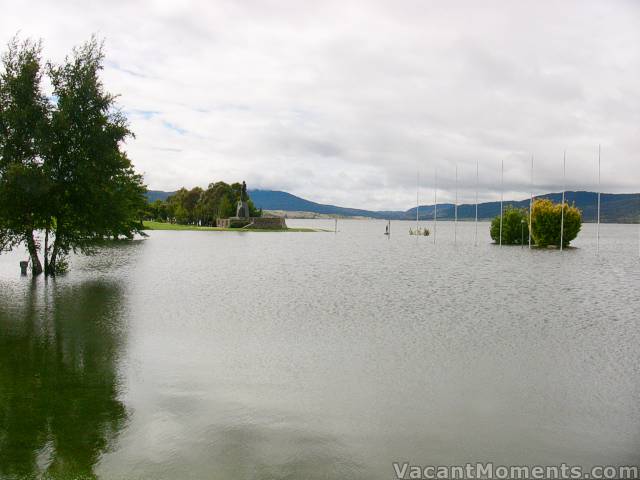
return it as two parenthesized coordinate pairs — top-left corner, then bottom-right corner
(0, 35), (147, 275)
(530, 198), (582, 248)
(490, 206), (530, 245)
(0, 37), (50, 274)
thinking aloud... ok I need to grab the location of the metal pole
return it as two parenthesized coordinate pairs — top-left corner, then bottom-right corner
(454, 164), (458, 245)
(475, 158), (479, 246)
(335, 218), (337, 234)
(560, 150), (566, 251)
(416, 171), (420, 235)
(433, 169), (438, 245)
(500, 160), (503, 246)
(597, 144), (601, 255)
(529, 155), (533, 249)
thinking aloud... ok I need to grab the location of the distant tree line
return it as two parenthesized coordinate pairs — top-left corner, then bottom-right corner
(0, 36), (147, 275)
(490, 199), (582, 247)
(146, 182), (262, 225)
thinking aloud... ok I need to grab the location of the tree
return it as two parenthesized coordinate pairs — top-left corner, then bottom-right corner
(0, 35), (147, 276)
(146, 199), (168, 222)
(530, 198), (581, 248)
(490, 206), (529, 245)
(43, 37), (146, 274)
(0, 37), (50, 274)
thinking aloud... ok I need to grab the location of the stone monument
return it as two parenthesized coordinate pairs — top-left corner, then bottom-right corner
(236, 181), (250, 218)
(216, 180), (287, 229)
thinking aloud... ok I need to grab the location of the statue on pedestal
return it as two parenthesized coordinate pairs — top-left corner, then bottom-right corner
(236, 181), (249, 218)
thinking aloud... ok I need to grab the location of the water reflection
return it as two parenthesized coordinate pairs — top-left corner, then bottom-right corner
(0, 280), (128, 479)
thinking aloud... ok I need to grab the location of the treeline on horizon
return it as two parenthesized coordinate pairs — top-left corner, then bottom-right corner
(146, 182), (261, 226)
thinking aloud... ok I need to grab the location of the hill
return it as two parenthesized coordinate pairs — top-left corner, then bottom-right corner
(145, 189), (640, 223)
(247, 190), (404, 219)
(146, 190), (175, 202)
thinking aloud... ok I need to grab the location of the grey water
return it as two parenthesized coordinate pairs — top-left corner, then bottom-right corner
(1, 220), (639, 479)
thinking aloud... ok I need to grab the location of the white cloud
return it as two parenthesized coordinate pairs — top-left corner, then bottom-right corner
(2, 0), (639, 209)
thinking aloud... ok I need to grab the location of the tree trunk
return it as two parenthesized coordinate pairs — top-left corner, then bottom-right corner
(25, 231), (43, 275)
(47, 241), (58, 277)
(44, 228), (50, 275)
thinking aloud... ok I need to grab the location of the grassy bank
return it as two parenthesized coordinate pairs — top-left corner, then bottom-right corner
(142, 221), (322, 232)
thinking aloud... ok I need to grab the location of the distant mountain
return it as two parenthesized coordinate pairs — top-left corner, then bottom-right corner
(146, 188), (640, 223)
(406, 191), (640, 223)
(250, 189), (640, 223)
(248, 190), (405, 219)
(146, 190), (175, 202)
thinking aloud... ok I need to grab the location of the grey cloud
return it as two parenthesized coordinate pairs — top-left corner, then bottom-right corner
(2, 0), (639, 209)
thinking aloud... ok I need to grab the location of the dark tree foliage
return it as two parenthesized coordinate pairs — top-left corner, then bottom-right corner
(0, 37), (50, 274)
(0, 35), (147, 276)
(153, 182), (261, 226)
(530, 198), (582, 247)
(490, 206), (530, 245)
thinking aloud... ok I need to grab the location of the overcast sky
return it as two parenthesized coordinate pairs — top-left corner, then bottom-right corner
(2, 0), (639, 209)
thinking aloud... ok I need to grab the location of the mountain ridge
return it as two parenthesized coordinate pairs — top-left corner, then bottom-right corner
(145, 189), (640, 223)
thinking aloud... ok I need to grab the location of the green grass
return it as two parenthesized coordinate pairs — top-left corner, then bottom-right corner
(142, 221), (323, 232)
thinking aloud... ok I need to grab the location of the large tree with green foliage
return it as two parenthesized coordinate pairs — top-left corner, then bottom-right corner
(0, 36), (147, 276)
(530, 198), (581, 248)
(0, 37), (50, 274)
(44, 37), (146, 274)
(490, 206), (530, 245)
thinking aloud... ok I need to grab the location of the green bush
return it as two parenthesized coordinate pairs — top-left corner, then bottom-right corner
(490, 206), (530, 245)
(530, 199), (581, 247)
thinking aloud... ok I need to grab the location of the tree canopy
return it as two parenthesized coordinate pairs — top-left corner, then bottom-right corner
(148, 182), (262, 226)
(530, 198), (582, 248)
(490, 200), (582, 248)
(490, 206), (530, 245)
(0, 35), (147, 275)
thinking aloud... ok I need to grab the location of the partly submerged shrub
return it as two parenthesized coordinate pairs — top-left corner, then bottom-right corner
(490, 206), (530, 245)
(530, 199), (582, 248)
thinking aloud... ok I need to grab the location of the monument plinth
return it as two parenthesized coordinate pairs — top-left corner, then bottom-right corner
(216, 181), (287, 230)
(236, 200), (250, 219)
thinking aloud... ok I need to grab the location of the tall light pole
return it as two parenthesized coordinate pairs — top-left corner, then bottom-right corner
(560, 150), (566, 252)
(454, 164), (458, 245)
(597, 145), (601, 255)
(475, 159), (479, 246)
(529, 155), (533, 249)
(433, 169), (438, 245)
(499, 159), (504, 246)
(416, 170), (420, 235)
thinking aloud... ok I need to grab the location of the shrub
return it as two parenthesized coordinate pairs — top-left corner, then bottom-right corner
(490, 206), (530, 245)
(530, 199), (582, 248)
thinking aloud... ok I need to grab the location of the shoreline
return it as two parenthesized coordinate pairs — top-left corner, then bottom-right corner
(142, 221), (327, 232)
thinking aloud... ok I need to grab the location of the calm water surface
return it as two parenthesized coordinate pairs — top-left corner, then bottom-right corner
(1, 220), (639, 479)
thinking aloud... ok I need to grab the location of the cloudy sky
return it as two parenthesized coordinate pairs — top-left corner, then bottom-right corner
(2, 0), (639, 209)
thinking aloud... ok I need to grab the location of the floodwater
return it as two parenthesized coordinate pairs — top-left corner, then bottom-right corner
(1, 220), (639, 479)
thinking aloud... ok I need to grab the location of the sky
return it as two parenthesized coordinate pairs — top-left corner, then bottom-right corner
(2, 0), (639, 210)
